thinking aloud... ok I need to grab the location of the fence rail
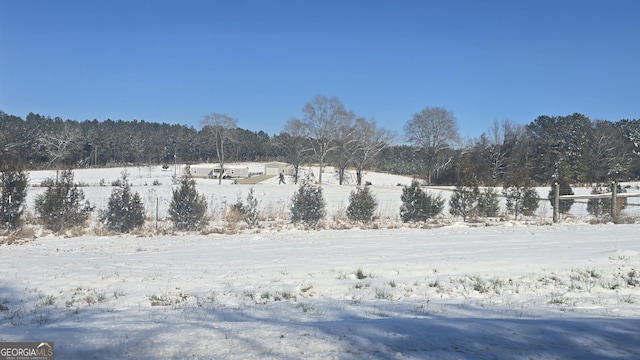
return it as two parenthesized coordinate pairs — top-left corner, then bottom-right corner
(554, 182), (640, 222)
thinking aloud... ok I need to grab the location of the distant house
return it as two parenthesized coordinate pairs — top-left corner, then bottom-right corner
(264, 162), (294, 176)
(189, 164), (249, 179)
(189, 165), (215, 179)
(224, 166), (249, 179)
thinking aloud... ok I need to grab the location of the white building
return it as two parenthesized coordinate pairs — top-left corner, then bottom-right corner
(188, 164), (249, 179)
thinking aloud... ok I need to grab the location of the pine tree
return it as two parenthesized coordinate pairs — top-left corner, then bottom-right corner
(448, 185), (479, 221)
(169, 168), (208, 231)
(503, 184), (539, 219)
(346, 185), (378, 223)
(290, 174), (326, 226)
(477, 188), (501, 217)
(231, 187), (260, 229)
(548, 179), (575, 214)
(400, 179), (444, 222)
(0, 166), (28, 230)
(34, 169), (90, 232)
(101, 172), (145, 232)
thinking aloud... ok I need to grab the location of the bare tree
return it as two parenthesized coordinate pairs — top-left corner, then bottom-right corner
(276, 118), (313, 184)
(302, 95), (354, 184)
(589, 120), (625, 181)
(352, 118), (395, 186)
(201, 113), (238, 184)
(333, 117), (358, 185)
(38, 123), (82, 169)
(488, 119), (517, 183)
(404, 107), (460, 184)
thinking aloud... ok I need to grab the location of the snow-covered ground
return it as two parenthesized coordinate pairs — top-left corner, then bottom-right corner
(1, 164), (640, 359)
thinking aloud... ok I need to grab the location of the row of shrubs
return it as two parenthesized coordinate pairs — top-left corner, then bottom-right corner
(0, 166), (632, 235)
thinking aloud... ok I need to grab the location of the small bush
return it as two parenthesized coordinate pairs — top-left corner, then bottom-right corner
(169, 167), (208, 231)
(100, 171), (145, 232)
(290, 174), (326, 226)
(229, 187), (260, 229)
(346, 186), (378, 223)
(355, 267), (368, 280)
(34, 169), (90, 233)
(400, 179), (443, 222)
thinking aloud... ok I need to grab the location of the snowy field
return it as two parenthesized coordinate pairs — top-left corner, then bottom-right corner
(1, 164), (640, 359)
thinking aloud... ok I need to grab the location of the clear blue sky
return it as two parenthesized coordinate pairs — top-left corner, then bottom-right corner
(1, 0), (638, 140)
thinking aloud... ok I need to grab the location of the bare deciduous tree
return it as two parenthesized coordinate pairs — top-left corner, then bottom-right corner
(302, 95), (354, 184)
(333, 117), (358, 185)
(39, 123), (82, 169)
(201, 113), (238, 184)
(276, 118), (313, 184)
(404, 107), (460, 184)
(352, 118), (395, 186)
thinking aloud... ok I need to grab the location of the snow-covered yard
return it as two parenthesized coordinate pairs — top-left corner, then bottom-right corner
(1, 165), (639, 359)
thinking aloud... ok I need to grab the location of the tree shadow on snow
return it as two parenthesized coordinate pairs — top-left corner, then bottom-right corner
(3, 297), (639, 359)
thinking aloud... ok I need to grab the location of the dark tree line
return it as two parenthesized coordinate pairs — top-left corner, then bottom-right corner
(2, 109), (640, 186)
(0, 111), (275, 169)
(376, 115), (640, 186)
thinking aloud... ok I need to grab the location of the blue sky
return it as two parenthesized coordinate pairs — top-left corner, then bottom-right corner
(1, 0), (639, 140)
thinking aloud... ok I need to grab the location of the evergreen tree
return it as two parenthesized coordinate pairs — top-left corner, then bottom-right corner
(242, 187), (260, 228)
(503, 184), (539, 219)
(448, 185), (479, 221)
(0, 166), (28, 230)
(346, 185), (378, 223)
(231, 187), (260, 229)
(101, 172), (145, 232)
(34, 169), (90, 232)
(400, 179), (444, 222)
(477, 188), (501, 217)
(169, 168), (208, 231)
(290, 173), (326, 226)
(548, 179), (575, 214)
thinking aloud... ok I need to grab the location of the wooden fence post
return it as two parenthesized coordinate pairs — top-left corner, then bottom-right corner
(553, 182), (559, 223)
(610, 181), (617, 221)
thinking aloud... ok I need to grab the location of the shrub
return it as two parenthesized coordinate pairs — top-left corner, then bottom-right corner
(101, 172), (145, 232)
(503, 184), (539, 219)
(477, 188), (500, 217)
(230, 187), (260, 229)
(400, 179), (444, 222)
(34, 169), (90, 233)
(0, 166), (28, 230)
(448, 185), (478, 221)
(346, 186), (378, 223)
(169, 168), (208, 231)
(290, 174), (326, 226)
